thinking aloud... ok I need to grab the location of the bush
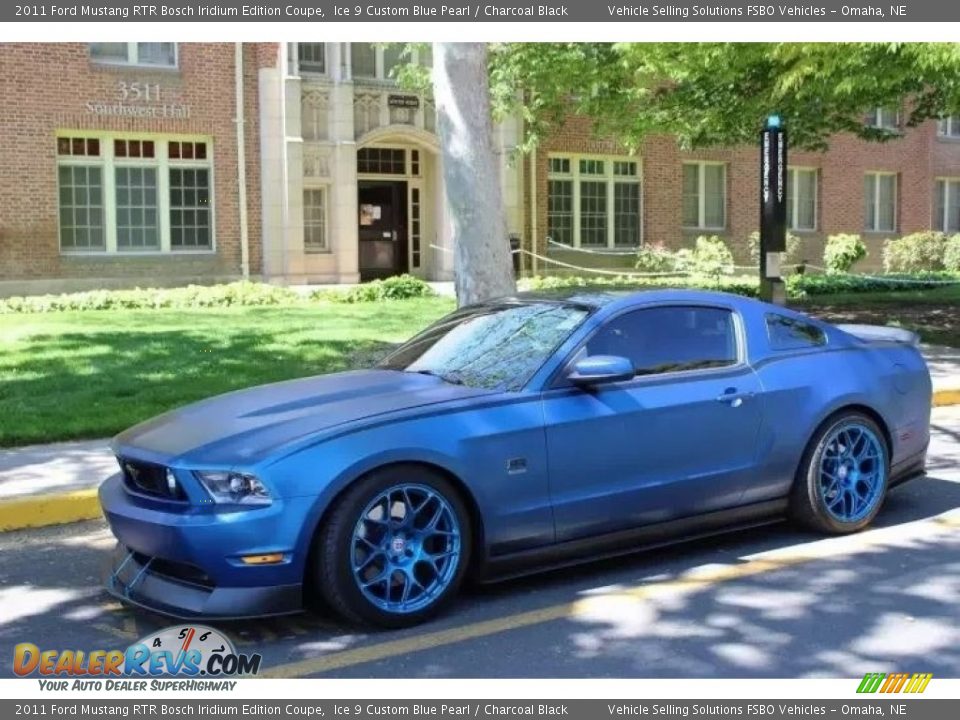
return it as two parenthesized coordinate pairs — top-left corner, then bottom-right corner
(521, 273), (760, 298)
(945, 235), (960, 273)
(788, 271), (959, 298)
(0, 282), (301, 314)
(747, 231), (804, 267)
(823, 234), (867, 273)
(676, 236), (735, 279)
(314, 274), (436, 303)
(883, 232), (948, 273)
(634, 243), (679, 273)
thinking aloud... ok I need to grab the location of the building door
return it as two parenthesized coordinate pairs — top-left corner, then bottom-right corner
(358, 180), (409, 281)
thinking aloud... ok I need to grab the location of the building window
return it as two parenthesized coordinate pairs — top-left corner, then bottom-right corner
(935, 179), (960, 233)
(297, 43), (326, 74)
(357, 147), (406, 175)
(89, 43), (176, 68)
(58, 165), (105, 251)
(410, 187), (422, 268)
(682, 162), (726, 230)
(864, 172), (897, 233)
(351, 43), (378, 79)
(303, 188), (328, 252)
(170, 169), (212, 249)
(866, 107), (900, 131)
(938, 116), (960, 139)
(789, 167), (818, 231)
(57, 134), (213, 254)
(382, 45), (404, 79)
(547, 154), (642, 248)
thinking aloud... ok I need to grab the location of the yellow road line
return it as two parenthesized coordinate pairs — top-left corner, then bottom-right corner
(0, 489), (101, 532)
(933, 388), (960, 407)
(262, 513), (959, 679)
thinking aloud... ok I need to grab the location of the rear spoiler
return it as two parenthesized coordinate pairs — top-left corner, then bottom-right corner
(836, 324), (920, 347)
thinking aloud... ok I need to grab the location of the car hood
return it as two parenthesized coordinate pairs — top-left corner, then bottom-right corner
(112, 369), (495, 467)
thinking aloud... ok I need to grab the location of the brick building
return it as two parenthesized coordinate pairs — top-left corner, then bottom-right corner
(2, 42), (959, 296)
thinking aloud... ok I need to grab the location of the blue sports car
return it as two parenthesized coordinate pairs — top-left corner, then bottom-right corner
(100, 290), (931, 628)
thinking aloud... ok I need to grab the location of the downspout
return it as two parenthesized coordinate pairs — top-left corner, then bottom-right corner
(234, 42), (250, 279)
(529, 148), (539, 275)
(279, 43), (290, 283)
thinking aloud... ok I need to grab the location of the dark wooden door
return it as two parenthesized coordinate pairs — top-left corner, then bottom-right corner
(358, 181), (408, 281)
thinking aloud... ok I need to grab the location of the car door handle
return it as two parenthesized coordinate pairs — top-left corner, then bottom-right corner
(715, 390), (753, 407)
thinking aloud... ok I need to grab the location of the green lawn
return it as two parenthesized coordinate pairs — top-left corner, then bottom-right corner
(0, 298), (454, 447)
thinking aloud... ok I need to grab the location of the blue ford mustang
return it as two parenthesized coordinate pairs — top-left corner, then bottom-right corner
(100, 290), (931, 627)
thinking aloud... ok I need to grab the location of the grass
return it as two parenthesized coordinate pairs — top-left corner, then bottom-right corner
(0, 298), (454, 447)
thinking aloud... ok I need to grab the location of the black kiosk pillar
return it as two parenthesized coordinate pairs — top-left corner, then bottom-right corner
(759, 114), (787, 305)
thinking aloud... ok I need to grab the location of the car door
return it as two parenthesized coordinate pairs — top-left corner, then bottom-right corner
(542, 304), (764, 543)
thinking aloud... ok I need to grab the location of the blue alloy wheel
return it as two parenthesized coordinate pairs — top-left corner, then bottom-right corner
(817, 423), (886, 523)
(350, 483), (462, 614)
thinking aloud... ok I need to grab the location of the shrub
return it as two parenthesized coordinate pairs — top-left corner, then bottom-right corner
(788, 271), (958, 298)
(941, 234), (960, 273)
(747, 231), (804, 267)
(677, 236), (735, 279)
(883, 232), (948, 273)
(823, 234), (867, 273)
(634, 243), (678, 273)
(314, 274), (436, 303)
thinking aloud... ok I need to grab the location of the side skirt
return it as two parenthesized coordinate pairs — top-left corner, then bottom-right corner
(478, 499), (788, 583)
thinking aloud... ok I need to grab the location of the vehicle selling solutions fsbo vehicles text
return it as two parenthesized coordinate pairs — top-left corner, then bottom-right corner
(606, 5), (830, 17)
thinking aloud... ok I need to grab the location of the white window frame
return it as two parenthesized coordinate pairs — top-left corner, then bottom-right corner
(682, 161), (727, 231)
(864, 171), (898, 233)
(302, 184), (331, 253)
(89, 43), (178, 69)
(866, 107), (901, 132)
(938, 116), (960, 139)
(546, 153), (643, 249)
(788, 167), (818, 232)
(56, 132), (215, 256)
(347, 43), (430, 82)
(935, 177), (960, 234)
(289, 42), (329, 76)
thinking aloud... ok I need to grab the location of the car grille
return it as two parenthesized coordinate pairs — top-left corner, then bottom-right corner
(118, 458), (186, 501)
(128, 550), (215, 590)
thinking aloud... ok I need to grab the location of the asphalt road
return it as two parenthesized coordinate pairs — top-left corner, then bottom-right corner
(2, 407), (959, 679)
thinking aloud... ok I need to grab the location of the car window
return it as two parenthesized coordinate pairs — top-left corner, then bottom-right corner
(583, 306), (738, 376)
(379, 301), (590, 391)
(766, 313), (827, 350)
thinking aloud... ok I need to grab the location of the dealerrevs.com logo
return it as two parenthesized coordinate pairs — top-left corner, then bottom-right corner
(13, 625), (262, 690)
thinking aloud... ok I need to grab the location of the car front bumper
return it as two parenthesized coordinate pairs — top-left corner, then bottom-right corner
(99, 473), (308, 619)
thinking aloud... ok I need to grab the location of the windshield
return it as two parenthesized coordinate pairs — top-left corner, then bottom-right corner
(379, 301), (591, 391)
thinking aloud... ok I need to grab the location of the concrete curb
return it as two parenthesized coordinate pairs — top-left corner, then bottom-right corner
(0, 388), (958, 534)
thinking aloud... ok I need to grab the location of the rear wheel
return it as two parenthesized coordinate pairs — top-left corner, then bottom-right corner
(312, 466), (471, 628)
(790, 412), (889, 534)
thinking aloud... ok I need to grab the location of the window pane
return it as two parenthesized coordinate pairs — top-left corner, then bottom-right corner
(89, 43), (127, 63)
(137, 43), (176, 67)
(766, 314), (826, 350)
(864, 175), (876, 231)
(351, 43), (378, 78)
(298, 43), (326, 73)
(547, 180), (573, 246)
(878, 175), (896, 231)
(303, 188), (327, 252)
(579, 180), (607, 247)
(548, 157), (570, 175)
(948, 181), (960, 233)
(613, 182), (641, 247)
(703, 164), (725, 228)
(418, 45), (433, 68)
(936, 181), (946, 232)
(382, 45), (404, 79)
(682, 164), (699, 227)
(357, 147), (405, 174)
(169, 168), (212, 249)
(793, 169), (817, 231)
(115, 167), (159, 250)
(59, 166), (105, 250)
(586, 306), (737, 375)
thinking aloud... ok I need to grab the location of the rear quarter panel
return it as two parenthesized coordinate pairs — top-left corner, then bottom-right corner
(740, 309), (931, 505)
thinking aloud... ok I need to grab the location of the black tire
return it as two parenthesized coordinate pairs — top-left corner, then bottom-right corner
(311, 465), (472, 629)
(789, 411), (890, 534)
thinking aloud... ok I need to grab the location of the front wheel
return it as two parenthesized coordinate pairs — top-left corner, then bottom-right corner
(312, 466), (471, 628)
(790, 412), (890, 534)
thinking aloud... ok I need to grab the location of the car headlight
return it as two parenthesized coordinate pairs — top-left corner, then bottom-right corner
(194, 471), (271, 506)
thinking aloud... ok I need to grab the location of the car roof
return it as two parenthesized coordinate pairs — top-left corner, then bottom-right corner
(508, 288), (760, 311)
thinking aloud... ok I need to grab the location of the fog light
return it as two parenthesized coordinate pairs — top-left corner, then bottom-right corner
(166, 469), (178, 494)
(240, 553), (284, 565)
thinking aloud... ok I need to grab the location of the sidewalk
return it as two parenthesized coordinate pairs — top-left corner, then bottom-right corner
(2, 343), (959, 532)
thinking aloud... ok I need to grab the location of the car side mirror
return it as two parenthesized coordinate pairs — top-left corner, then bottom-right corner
(566, 355), (635, 387)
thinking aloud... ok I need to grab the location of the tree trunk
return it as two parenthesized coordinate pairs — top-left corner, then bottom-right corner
(433, 43), (516, 307)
